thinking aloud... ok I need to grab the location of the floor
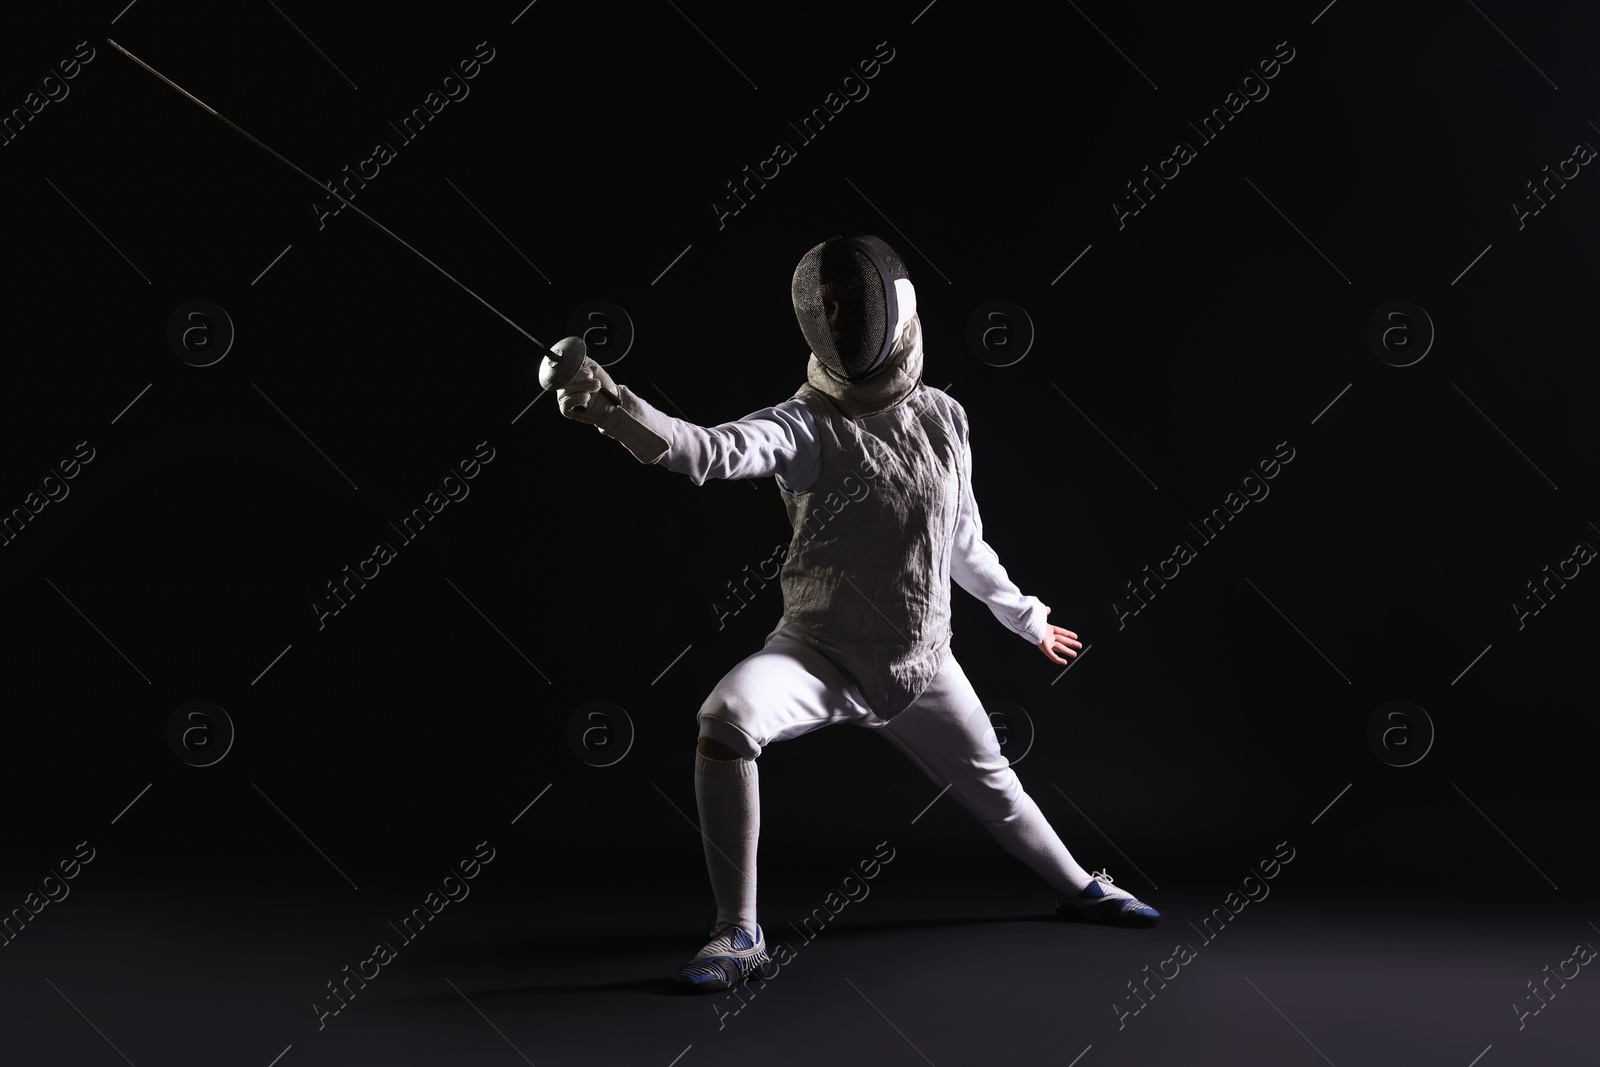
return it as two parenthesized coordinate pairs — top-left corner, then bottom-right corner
(5, 870), (1593, 1066)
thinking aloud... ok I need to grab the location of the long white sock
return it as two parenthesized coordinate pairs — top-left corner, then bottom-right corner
(694, 752), (760, 936)
(984, 791), (1097, 897)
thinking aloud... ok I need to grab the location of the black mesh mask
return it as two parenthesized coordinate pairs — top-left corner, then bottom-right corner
(791, 234), (909, 380)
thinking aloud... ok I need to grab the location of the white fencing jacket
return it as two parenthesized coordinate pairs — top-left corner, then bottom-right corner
(611, 319), (1049, 719)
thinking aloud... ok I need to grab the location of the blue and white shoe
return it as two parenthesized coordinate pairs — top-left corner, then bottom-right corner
(1056, 869), (1160, 928)
(673, 922), (770, 993)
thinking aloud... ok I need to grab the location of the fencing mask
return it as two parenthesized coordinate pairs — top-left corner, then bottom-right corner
(791, 233), (910, 380)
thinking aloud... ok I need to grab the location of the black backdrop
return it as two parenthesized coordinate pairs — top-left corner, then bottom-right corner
(2, 0), (1594, 941)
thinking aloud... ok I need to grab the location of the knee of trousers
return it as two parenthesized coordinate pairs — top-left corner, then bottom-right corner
(952, 765), (1027, 827)
(696, 697), (762, 760)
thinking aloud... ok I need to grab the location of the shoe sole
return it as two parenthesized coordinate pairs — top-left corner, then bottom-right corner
(1057, 902), (1161, 928)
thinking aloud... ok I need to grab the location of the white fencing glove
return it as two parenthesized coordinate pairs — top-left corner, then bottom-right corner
(556, 358), (618, 425)
(552, 341), (669, 464)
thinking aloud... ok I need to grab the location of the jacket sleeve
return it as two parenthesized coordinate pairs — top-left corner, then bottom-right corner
(613, 386), (822, 491)
(947, 403), (1050, 645)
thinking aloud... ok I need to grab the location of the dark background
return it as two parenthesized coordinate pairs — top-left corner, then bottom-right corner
(0, 1), (1595, 1063)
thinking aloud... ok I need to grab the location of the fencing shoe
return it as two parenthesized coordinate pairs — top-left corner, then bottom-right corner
(673, 922), (771, 993)
(1056, 869), (1161, 928)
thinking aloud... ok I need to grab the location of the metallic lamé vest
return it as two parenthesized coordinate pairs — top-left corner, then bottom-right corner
(778, 381), (965, 720)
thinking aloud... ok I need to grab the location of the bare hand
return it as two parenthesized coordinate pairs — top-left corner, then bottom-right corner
(1037, 605), (1082, 665)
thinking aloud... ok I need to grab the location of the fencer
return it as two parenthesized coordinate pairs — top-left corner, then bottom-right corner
(551, 233), (1160, 994)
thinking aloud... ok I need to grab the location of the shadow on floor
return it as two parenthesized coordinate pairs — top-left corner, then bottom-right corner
(383, 910), (1061, 1001)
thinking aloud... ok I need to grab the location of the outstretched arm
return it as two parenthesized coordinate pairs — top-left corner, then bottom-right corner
(558, 356), (820, 490)
(618, 386), (819, 488)
(947, 406), (1082, 664)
